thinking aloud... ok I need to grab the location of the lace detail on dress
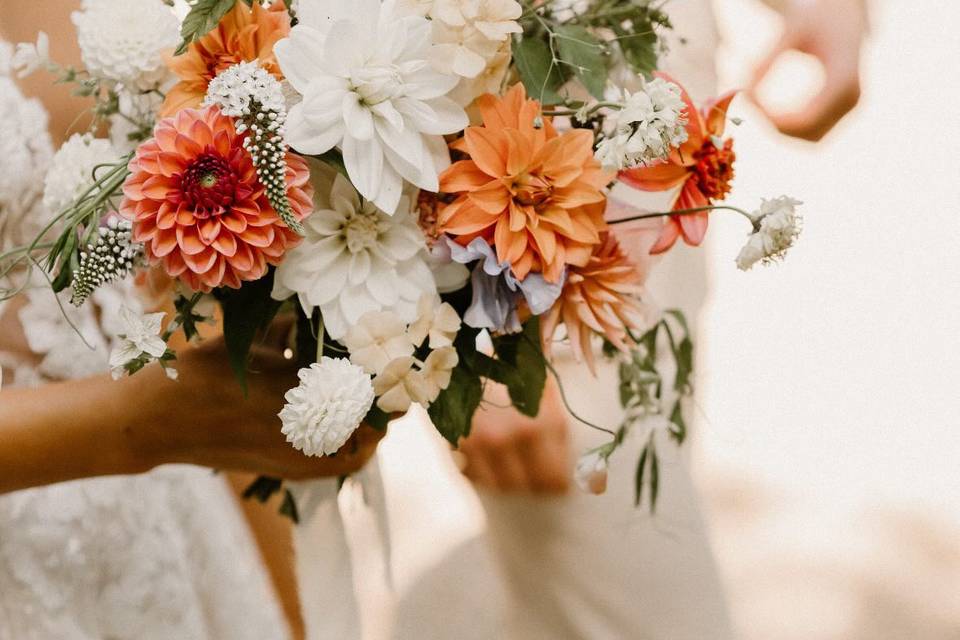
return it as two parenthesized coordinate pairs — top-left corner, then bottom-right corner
(0, 45), (288, 640)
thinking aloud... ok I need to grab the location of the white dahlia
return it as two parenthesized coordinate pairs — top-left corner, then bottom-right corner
(72, 0), (178, 90)
(272, 170), (437, 340)
(274, 0), (468, 214)
(279, 358), (376, 457)
(43, 133), (116, 214)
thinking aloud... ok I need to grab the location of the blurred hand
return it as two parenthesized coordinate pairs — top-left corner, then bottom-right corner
(130, 333), (383, 480)
(459, 379), (571, 495)
(749, 0), (867, 141)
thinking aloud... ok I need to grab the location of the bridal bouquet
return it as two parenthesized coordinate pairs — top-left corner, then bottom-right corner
(3, 0), (801, 511)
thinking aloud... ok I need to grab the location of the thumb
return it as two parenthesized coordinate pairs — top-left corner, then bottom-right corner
(747, 27), (797, 104)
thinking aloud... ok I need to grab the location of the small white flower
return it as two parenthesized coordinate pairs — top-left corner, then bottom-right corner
(372, 356), (424, 413)
(574, 450), (608, 495)
(72, 0), (178, 90)
(343, 310), (416, 375)
(736, 196), (803, 271)
(272, 171), (437, 340)
(597, 78), (688, 170)
(275, 0), (468, 214)
(416, 345), (458, 403)
(11, 32), (49, 78)
(279, 357), (375, 456)
(204, 61), (286, 118)
(407, 295), (461, 348)
(426, 0), (522, 79)
(43, 133), (117, 214)
(108, 306), (168, 379)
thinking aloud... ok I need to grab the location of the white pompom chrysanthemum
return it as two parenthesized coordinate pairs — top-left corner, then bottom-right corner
(72, 0), (178, 90)
(279, 358), (375, 457)
(43, 133), (116, 214)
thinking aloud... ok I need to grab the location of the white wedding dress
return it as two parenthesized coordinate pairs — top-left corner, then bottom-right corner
(0, 45), (288, 640)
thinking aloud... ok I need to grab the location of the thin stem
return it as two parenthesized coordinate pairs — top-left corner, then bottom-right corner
(607, 204), (755, 226)
(534, 336), (617, 437)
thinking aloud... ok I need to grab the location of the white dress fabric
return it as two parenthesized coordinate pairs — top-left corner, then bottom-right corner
(0, 45), (289, 640)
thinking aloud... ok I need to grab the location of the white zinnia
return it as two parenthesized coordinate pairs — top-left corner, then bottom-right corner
(108, 306), (168, 380)
(43, 133), (116, 214)
(274, 0), (469, 214)
(272, 171), (437, 340)
(279, 358), (375, 457)
(72, 0), (178, 90)
(736, 196), (803, 271)
(596, 78), (688, 171)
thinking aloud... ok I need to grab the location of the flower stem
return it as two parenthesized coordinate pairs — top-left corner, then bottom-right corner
(607, 204), (756, 226)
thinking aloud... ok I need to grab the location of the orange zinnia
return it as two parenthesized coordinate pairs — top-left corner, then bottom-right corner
(540, 231), (646, 372)
(160, 1), (290, 117)
(438, 84), (609, 283)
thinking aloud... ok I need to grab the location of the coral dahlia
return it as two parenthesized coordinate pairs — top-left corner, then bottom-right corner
(120, 106), (312, 292)
(160, 0), (290, 117)
(438, 83), (608, 283)
(540, 231), (646, 372)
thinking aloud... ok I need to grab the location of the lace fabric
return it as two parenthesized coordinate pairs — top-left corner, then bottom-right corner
(0, 46), (288, 640)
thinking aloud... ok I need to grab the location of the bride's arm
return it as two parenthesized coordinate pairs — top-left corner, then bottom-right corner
(0, 337), (382, 494)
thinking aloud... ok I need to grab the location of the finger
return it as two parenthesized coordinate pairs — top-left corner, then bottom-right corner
(747, 29), (797, 98)
(461, 445), (500, 489)
(483, 443), (532, 493)
(762, 71), (860, 141)
(517, 431), (570, 494)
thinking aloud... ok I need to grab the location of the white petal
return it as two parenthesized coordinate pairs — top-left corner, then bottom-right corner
(342, 134), (384, 206)
(349, 250), (372, 284)
(274, 27), (329, 93)
(287, 104), (344, 155)
(323, 20), (367, 77)
(372, 163), (403, 215)
(343, 93), (375, 140)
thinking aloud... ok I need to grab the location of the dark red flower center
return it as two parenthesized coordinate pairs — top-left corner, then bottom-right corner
(181, 152), (238, 218)
(693, 138), (736, 201)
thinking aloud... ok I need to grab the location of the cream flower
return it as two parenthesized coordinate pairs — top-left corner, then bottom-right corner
(10, 31), (49, 78)
(72, 0), (178, 90)
(43, 133), (116, 214)
(408, 295), (461, 348)
(427, 0), (522, 79)
(372, 356), (425, 413)
(574, 450), (608, 495)
(279, 357), (375, 456)
(272, 171), (437, 340)
(343, 310), (415, 375)
(736, 196), (803, 271)
(416, 346), (458, 402)
(274, 0), (468, 214)
(108, 306), (170, 380)
(448, 40), (511, 107)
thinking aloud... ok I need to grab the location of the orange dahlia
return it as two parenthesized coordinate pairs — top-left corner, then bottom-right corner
(437, 83), (609, 283)
(120, 106), (312, 292)
(160, 1), (290, 117)
(540, 231), (646, 372)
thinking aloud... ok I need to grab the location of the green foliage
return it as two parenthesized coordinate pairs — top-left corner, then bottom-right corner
(512, 35), (565, 105)
(175, 0), (237, 55)
(554, 25), (607, 100)
(216, 270), (283, 393)
(428, 359), (484, 446)
(490, 318), (547, 417)
(173, 293), (208, 343)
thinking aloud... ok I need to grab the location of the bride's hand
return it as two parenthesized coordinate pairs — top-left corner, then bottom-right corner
(749, 0), (867, 141)
(125, 336), (384, 479)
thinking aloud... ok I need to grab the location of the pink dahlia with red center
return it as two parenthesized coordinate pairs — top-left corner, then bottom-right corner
(120, 106), (312, 291)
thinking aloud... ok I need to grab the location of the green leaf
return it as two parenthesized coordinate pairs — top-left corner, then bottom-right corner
(217, 270), (282, 392)
(554, 25), (608, 100)
(669, 399), (686, 444)
(512, 34), (565, 105)
(279, 489), (300, 524)
(649, 444), (660, 513)
(314, 149), (350, 180)
(176, 0), (236, 56)
(364, 405), (392, 431)
(634, 444), (648, 507)
(610, 21), (659, 77)
(243, 475), (283, 502)
(492, 318), (547, 417)
(428, 364), (483, 446)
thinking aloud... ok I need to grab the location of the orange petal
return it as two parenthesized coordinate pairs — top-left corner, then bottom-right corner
(463, 127), (508, 177)
(649, 218), (681, 255)
(703, 91), (738, 138)
(618, 162), (689, 193)
(440, 160), (494, 192)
